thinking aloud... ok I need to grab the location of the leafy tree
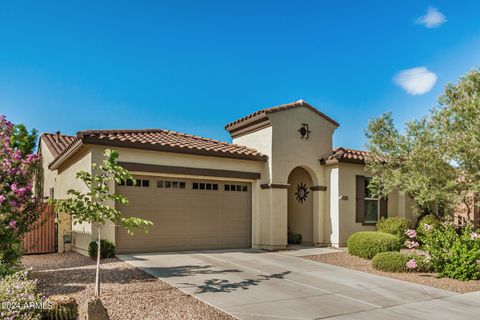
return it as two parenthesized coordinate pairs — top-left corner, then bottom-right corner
(10, 124), (38, 157)
(365, 113), (458, 216)
(433, 69), (480, 216)
(51, 149), (152, 298)
(0, 115), (41, 273)
(366, 68), (480, 219)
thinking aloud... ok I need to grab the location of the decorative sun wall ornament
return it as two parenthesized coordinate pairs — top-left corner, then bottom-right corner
(295, 182), (309, 203)
(298, 123), (311, 139)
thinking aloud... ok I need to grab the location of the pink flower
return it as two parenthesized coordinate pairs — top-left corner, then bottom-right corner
(0, 195), (4, 205)
(405, 229), (417, 239)
(406, 259), (417, 270)
(405, 240), (419, 249)
(471, 232), (479, 240)
(9, 220), (17, 229)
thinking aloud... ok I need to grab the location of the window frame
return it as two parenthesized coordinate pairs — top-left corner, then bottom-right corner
(363, 177), (380, 224)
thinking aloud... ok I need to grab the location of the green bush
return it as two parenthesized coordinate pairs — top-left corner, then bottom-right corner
(0, 270), (44, 319)
(416, 214), (442, 245)
(42, 295), (78, 320)
(422, 219), (480, 281)
(376, 217), (411, 240)
(347, 231), (401, 259)
(372, 251), (430, 272)
(88, 239), (116, 259)
(288, 232), (302, 245)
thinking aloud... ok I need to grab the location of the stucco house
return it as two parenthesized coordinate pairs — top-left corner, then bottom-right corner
(38, 100), (413, 255)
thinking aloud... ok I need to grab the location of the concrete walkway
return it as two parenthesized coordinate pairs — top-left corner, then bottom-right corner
(119, 249), (480, 320)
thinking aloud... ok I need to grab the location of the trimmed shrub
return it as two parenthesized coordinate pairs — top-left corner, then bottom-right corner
(372, 251), (430, 272)
(88, 239), (115, 259)
(288, 232), (302, 245)
(347, 231), (401, 259)
(42, 295), (78, 320)
(0, 270), (44, 319)
(376, 217), (410, 240)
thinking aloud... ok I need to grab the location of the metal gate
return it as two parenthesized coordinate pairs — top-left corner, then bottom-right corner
(23, 204), (56, 254)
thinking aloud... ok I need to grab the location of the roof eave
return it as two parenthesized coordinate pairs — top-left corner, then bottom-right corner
(82, 137), (268, 162)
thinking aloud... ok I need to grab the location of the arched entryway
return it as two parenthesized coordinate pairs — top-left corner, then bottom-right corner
(287, 167), (314, 245)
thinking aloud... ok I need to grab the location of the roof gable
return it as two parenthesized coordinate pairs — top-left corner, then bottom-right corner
(224, 100), (339, 138)
(40, 132), (78, 158)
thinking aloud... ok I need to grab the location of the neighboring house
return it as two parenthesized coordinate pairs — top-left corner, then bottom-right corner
(38, 100), (414, 255)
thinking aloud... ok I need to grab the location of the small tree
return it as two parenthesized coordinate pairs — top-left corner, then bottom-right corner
(10, 124), (38, 157)
(52, 149), (152, 298)
(0, 115), (41, 273)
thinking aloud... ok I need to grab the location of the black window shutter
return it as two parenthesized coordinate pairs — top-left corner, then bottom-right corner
(380, 196), (388, 219)
(355, 175), (365, 223)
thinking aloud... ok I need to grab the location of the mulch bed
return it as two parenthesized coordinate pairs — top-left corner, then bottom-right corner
(22, 252), (234, 320)
(303, 251), (480, 293)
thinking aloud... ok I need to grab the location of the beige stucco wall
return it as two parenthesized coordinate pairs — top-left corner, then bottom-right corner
(55, 148), (94, 255)
(233, 107), (337, 249)
(39, 140), (57, 198)
(329, 162), (413, 246)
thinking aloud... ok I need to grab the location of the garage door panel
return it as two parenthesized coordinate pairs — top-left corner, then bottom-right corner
(116, 176), (251, 253)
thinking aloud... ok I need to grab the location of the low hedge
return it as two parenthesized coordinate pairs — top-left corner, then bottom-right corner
(372, 251), (430, 272)
(376, 217), (411, 240)
(347, 231), (401, 259)
(88, 239), (116, 259)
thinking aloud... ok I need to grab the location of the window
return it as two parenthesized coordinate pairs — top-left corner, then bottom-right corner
(192, 181), (218, 191)
(364, 178), (379, 224)
(49, 187), (55, 199)
(158, 180), (186, 189)
(119, 179), (149, 187)
(224, 184), (248, 192)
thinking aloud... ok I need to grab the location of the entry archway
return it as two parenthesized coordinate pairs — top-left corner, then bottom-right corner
(287, 167), (314, 244)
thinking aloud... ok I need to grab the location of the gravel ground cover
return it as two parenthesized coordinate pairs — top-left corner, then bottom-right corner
(22, 252), (235, 320)
(303, 251), (480, 293)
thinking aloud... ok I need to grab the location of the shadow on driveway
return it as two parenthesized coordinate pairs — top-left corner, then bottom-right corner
(180, 271), (291, 293)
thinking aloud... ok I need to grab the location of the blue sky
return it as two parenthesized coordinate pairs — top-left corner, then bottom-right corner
(1, 1), (479, 150)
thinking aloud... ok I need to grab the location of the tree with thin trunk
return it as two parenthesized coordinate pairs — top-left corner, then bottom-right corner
(51, 149), (152, 298)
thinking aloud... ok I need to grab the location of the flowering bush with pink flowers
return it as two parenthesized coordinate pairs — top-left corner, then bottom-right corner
(422, 218), (480, 281)
(0, 115), (41, 273)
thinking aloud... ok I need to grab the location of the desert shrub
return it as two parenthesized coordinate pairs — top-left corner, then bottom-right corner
(416, 214), (442, 245)
(88, 239), (115, 259)
(376, 217), (411, 240)
(42, 295), (78, 320)
(372, 251), (430, 272)
(422, 219), (480, 281)
(0, 269), (44, 319)
(347, 231), (401, 259)
(288, 232), (302, 245)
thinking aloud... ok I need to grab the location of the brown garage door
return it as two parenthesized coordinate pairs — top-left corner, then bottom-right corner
(115, 175), (252, 253)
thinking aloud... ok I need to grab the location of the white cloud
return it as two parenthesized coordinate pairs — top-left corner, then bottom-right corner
(416, 7), (446, 28)
(394, 67), (437, 95)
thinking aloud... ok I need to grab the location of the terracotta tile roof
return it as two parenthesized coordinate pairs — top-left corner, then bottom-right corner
(320, 147), (369, 165)
(47, 128), (267, 170)
(40, 132), (79, 158)
(225, 99), (339, 133)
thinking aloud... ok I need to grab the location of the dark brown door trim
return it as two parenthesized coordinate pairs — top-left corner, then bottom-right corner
(118, 162), (261, 180)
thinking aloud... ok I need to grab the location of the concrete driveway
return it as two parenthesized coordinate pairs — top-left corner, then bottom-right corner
(119, 248), (480, 320)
